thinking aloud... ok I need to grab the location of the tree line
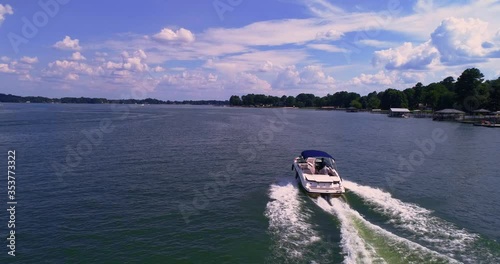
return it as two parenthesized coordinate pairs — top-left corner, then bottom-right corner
(0, 94), (229, 106)
(229, 68), (500, 112)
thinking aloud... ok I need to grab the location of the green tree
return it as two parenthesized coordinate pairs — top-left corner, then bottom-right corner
(380, 89), (408, 109)
(403, 88), (416, 109)
(350, 99), (362, 109)
(241, 94), (254, 106)
(367, 96), (381, 109)
(296, 93), (315, 107)
(229, 95), (242, 106)
(440, 76), (455, 91)
(487, 78), (500, 111)
(422, 83), (449, 110)
(285, 96), (296, 107)
(455, 68), (484, 111)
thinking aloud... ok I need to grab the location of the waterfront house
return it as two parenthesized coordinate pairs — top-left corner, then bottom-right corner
(433, 109), (465, 121)
(473, 109), (491, 115)
(389, 108), (410, 118)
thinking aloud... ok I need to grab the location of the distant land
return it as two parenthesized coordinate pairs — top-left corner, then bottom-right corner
(0, 93), (229, 106)
(229, 68), (499, 112)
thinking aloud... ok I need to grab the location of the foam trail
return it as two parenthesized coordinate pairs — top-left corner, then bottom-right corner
(265, 179), (320, 260)
(315, 198), (382, 264)
(315, 197), (457, 264)
(344, 180), (480, 260)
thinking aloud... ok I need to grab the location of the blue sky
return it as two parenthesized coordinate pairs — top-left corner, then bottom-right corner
(0, 0), (499, 100)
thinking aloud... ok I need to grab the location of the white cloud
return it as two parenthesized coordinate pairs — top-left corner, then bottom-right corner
(53, 36), (82, 51)
(259, 61), (274, 72)
(159, 71), (220, 95)
(349, 70), (429, 91)
(414, 0), (434, 12)
(20, 56), (39, 64)
(300, 0), (344, 18)
(373, 41), (439, 70)
(71, 52), (86, 61)
(1, 56), (11, 62)
(316, 29), (344, 41)
(389, 0), (500, 40)
(357, 39), (398, 48)
(119, 50), (149, 72)
(351, 70), (394, 86)
(0, 63), (15, 73)
(273, 65), (335, 91)
(65, 73), (79, 81)
(152, 66), (165, 72)
(307, 43), (347, 53)
(226, 72), (272, 93)
(431, 17), (495, 64)
(0, 4), (13, 25)
(273, 66), (300, 88)
(204, 50), (309, 73)
(47, 60), (100, 76)
(153, 27), (195, 43)
(202, 18), (360, 47)
(95, 52), (108, 57)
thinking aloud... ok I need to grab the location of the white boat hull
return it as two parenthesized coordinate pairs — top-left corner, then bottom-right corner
(293, 158), (345, 197)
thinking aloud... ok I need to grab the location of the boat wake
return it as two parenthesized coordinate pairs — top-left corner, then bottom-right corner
(314, 197), (455, 264)
(343, 180), (500, 263)
(264, 178), (322, 260)
(265, 178), (500, 263)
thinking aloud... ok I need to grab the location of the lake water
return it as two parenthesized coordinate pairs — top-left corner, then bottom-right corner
(1, 103), (499, 263)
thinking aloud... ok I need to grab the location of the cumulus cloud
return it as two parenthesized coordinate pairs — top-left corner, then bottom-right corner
(222, 72), (272, 94)
(65, 73), (79, 81)
(40, 49), (167, 94)
(152, 66), (165, 72)
(351, 70), (394, 86)
(273, 65), (335, 90)
(71, 52), (86, 61)
(373, 41), (439, 70)
(431, 17), (495, 64)
(117, 50), (149, 72)
(47, 60), (100, 76)
(0, 4), (13, 25)
(53, 36), (82, 51)
(350, 70), (428, 89)
(259, 61), (274, 72)
(20, 56), (39, 64)
(153, 27), (195, 43)
(0, 63), (15, 73)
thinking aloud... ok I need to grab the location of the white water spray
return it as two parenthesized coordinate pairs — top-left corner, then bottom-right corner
(265, 179), (320, 259)
(343, 180), (478, 259)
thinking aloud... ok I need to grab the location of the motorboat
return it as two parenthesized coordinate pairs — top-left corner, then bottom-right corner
(292, 150), (345, 198)
(473, 120), (500, 127)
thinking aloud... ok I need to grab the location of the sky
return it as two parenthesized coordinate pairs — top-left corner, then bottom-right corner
(0, 0), (499, 100)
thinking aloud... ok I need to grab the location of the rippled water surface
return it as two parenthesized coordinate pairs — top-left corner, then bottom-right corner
(1, 103), (499, 263)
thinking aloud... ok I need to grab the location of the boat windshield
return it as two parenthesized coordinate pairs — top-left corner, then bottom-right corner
(314, 157), (335, 168)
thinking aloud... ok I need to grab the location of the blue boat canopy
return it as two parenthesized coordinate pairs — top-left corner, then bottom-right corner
(301, 150), (334, 160)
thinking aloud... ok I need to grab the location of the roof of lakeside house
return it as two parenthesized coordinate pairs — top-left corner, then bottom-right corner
(472, 109), (491, 113)
(389, 108), (410, 113)
(435, 109), (465, 114)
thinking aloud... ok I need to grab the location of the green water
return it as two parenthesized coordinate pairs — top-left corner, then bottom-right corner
(0, 103), (499, 263)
